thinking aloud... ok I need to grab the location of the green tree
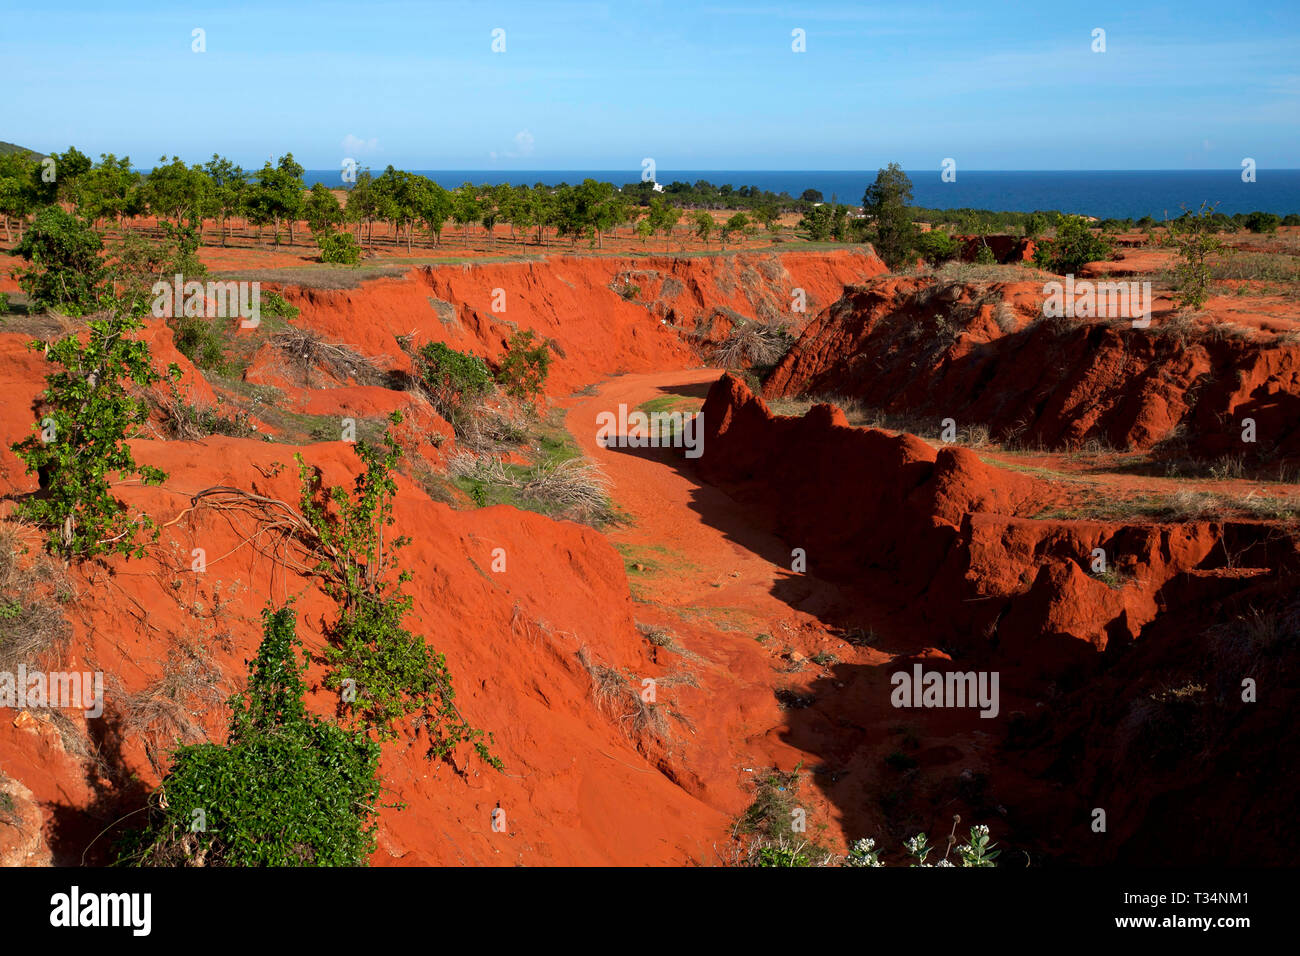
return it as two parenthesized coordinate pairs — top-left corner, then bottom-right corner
(798, 203), (833, 241)
(142, 156), (205, 228)
(862, 163), (916, 270)
(451, 183), (482, 242)
(203, 155), (247, 246)
(692, 210), (714, 246)
(49, 146), (93, 206)
(721, 212), (750, 248)
(12, 308), (167, 558)
(494, 329), (551, 404)
(344, 169), (379, 246)
(276, 153), (306, 245)
(0, 151), (40, 241)
(12, 205), (108, 313)
(76, 154), (140, 231)
(303, 182), (344, 235)
(1032, 214), (1114, 274)
(648, 198), (681, 251)
(414, 176), (452, 247)
(1164, 202), (1223, 311)
(247, 158), (303, 246)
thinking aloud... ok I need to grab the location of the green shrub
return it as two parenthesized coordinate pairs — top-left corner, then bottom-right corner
(914, 229), (958, 265)
(416, 341), (493, 428)
(121, 604), (383, 866)
(1243, 211), (1281, 234)
(170, 316), (227, 371)
(756, 843), (812, 867)
(1023, 212), (1049, 238)
(260, 289), (299, 321)
(494, 329), (551, 404)
(317, 229), (362, 265)
(13, 205), (107, 314)
(974, 241), (997, 265)
(296, 415), (501, 767)
(1165, 202), (1223, 311)
(1032, 214), (1114, 274)
(12, 311), (167, 558)
(0, 291), (9, 314)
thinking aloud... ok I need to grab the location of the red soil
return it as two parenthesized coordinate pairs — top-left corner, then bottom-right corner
(2, 241), (1297, 866)
(764, 274), (1300, 460)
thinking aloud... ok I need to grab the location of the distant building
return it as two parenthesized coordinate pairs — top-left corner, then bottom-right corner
(651, 181), (665, 193)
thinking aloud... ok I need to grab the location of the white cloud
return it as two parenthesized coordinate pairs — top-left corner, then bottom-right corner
(341, 134), (379, 155)
(491, 130), (535, 161)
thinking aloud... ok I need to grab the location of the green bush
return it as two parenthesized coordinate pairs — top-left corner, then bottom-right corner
(1023, 212), (1049, 239)
(170, 316), (227, 371)
(1243, 211), (1281, 234)
(416, 341), (493, 427)
(494, 329), (551, 404)
(318, 229), (362, 265)
(914, 229), (958, 265)
(0, 292), (9, 315)
(1032, 214), (1114, 274)
(12, 311), (167, 558)
(121, 604), (383, 866)
(260, 289), (299, 321)
(13, 205), (107, 314)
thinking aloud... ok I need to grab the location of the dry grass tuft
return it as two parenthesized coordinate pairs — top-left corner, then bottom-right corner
(712, 321), (793, 368)
(0, 523), (74, 672)
(122, 640), (225, 773)
(270, 326), (386, 386)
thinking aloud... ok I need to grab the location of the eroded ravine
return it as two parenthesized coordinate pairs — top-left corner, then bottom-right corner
(563, 369), (1050, 858)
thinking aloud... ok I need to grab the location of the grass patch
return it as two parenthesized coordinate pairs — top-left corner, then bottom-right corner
(1033, 488), (1300, 523)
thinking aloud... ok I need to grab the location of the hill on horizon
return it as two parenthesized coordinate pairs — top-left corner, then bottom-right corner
(0, 141), (46, 160)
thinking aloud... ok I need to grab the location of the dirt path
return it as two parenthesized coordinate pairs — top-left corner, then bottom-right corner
(561, 370), (1028, 855)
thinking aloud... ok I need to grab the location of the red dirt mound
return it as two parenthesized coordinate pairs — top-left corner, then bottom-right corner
(696, 373), (1297, 671)
(255, 250), (883, 399)
(764, 276), (1300, 461)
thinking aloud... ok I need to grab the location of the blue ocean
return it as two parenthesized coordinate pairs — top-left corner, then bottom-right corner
(302, 169), (1300, 219)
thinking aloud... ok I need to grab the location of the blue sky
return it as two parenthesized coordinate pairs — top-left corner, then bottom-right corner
(3, 0), (1298, 170)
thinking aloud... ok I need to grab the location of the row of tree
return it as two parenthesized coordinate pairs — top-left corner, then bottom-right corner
(0, 147), (829, 253)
